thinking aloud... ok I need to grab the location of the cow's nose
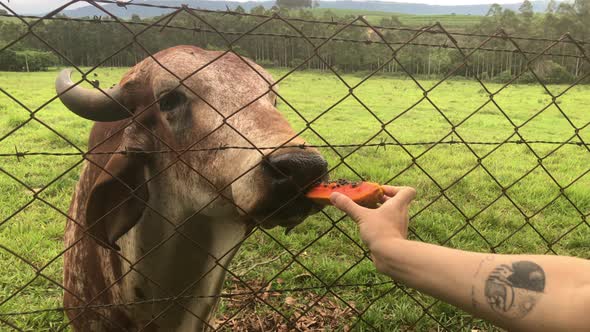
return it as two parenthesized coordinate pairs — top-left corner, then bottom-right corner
(265, 152), (328, 188)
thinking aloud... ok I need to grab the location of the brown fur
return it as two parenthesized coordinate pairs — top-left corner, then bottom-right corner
(62, 46), (323, 331)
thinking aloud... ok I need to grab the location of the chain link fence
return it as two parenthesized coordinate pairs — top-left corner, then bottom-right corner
(0, 0), (589, 331)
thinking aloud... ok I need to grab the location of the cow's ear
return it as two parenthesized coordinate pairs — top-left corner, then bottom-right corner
(86, 147), (150, 251)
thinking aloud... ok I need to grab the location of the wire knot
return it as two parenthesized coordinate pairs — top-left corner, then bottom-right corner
(116, 0), (132, 9)
(14, 146), (26, 162)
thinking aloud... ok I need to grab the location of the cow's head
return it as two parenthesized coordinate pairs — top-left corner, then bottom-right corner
(56, 46), (328, 250)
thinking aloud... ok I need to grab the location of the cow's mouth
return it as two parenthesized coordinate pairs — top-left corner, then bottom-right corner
(253, 185), (325, 230)
(252, 151), (329, 230)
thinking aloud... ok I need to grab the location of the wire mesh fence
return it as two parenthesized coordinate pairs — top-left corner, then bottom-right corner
(0, 0), (589, 331)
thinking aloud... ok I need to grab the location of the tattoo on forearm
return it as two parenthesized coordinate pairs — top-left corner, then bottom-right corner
(484, 261), (545, 319)
(472, 256), (495, 310)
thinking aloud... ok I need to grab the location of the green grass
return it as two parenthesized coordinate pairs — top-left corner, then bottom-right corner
(397, 13), (482, 28)
(1, 8), (482, 29)
(309, 8), (482, 28)
(0, 68), (589, 331)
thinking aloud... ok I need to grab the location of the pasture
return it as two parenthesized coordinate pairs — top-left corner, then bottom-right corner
(0, 67), (589, 331)
(309, 8), (482, 28)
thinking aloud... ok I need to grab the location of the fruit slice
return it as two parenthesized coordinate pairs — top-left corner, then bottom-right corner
(305, 180), (384, 208)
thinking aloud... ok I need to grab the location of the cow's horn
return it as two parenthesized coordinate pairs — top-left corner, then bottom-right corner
(55, 69), (131, 122)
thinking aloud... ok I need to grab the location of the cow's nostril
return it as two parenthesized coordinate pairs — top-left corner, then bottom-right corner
(266, 152), (328, 188)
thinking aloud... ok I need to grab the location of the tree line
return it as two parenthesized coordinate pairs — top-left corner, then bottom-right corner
(0, 0), (588, 84)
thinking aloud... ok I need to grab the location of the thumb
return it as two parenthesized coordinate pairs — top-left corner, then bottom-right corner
(382, 186), (417, 211)
(330, 192), (367, 222)
(393, 187), (417, 205)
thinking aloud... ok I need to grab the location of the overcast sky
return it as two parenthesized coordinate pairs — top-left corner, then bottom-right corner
(1, 0), (530, 14)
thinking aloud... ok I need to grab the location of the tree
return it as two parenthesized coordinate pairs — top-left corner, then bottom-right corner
(519, 0), (534, 19)
(0, 1), (585, 81)
(487, 4), (503, 17)
(546, 0), (558, 13)
(557, 2), (576, 15)
(499, 9), (520, 31)
(250, 5), (266, 15)
(276, 0), (312, 9)
(0, 50), (18, 71)
(574, 0), (590, 16)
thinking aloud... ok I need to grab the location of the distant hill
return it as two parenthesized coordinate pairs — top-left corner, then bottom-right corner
(58, 1), (274, 18)
(56, 0), (556, 18)
(299, 0), (554, 15)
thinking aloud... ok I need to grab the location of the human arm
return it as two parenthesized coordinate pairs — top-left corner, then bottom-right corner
(330, 187), (590, 332)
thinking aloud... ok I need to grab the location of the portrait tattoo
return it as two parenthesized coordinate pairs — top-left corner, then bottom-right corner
(484, 261), (545, 319)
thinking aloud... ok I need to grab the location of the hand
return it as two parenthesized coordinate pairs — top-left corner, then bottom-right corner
(329, 186), (416, 251)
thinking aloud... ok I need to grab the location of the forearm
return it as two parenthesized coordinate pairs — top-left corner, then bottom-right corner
(371, 239), (590, 331)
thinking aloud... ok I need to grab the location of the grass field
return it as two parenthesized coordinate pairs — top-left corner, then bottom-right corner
(312, 8), (482, 29)
(0, 67), (589, 331)
(0, 8), (482, 29)
(309, 8), (482, 28)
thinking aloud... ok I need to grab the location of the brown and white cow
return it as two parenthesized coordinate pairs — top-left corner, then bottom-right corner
(57, 46), (328, 331)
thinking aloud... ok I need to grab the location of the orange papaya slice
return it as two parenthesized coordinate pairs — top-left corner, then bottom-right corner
(306, 180), (384, 208)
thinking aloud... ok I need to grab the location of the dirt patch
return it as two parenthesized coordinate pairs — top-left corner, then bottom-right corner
(212, 278), (356, 331)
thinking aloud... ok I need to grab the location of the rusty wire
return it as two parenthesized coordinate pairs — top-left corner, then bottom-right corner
(0, 0), (589, 331)
(0, 140), (588, 160)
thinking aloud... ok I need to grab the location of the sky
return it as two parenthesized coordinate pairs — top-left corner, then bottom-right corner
(0, 0), (532, 15)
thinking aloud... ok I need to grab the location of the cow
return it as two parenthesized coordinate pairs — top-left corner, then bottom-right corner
(57, 46), (328, 331)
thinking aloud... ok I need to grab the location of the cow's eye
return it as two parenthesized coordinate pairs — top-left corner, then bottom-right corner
(159, 91), (186, 112)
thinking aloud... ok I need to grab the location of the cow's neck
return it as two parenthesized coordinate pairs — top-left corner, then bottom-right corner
(117, 198), (248, 331)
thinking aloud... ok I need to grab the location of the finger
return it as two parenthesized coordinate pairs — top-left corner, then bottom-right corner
(381, 187), (416, 210)
(380, 195), (393, 203)
(390, 187), (417, 206)
(330, 192), (367, 222)
(381, 186), (403, 197)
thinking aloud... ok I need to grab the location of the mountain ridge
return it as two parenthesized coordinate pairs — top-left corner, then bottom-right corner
(54, 0), (556, 18)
